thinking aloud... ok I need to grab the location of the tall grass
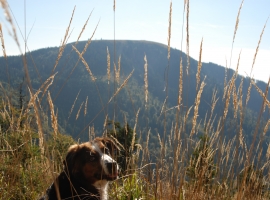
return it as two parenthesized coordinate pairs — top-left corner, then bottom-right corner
(0, 0), (270, 199)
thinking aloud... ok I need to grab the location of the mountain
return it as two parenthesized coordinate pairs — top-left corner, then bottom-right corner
(0, 40), (269, 144)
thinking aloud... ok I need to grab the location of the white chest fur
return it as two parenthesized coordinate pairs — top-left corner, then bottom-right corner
(93, 180), (109, 200)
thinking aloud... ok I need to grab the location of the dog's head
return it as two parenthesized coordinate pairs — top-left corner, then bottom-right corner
(64, 137), (119, 186)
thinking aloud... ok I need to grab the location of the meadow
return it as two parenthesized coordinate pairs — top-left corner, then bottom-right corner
(0, 0), (270, 199)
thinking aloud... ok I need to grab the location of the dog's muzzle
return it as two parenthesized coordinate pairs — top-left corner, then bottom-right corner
(105, 162), (118, 180)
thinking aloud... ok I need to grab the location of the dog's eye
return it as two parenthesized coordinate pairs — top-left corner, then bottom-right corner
(89, 156), (96, 162)
(104, 147), (110, 155)
(87, 151), (96, 162)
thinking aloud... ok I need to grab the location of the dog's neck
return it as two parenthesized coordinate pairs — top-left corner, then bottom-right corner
(62, 171), (104, 199)
(68, 171), (109, 200)
(93, 180), (109, 200)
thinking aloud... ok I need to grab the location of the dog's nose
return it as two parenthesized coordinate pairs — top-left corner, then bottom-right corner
(106, 162), (118, 173)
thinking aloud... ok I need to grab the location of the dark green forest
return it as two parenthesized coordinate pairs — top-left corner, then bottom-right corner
(0, 40), (269, 148)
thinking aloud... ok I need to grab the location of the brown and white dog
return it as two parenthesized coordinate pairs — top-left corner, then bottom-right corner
(41, 137), (119, 200)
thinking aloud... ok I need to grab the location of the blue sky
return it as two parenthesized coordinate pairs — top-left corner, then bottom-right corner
(0, 0), (269, 82)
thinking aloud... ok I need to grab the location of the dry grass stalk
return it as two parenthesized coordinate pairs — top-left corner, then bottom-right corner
(40, 72), (58, 102)
(224, 60), (228, 87)
(27, 87), (44, 154)
(196, 38), (203, 93)
(75, 11), (93, 45)
(131, 108), (140, 152)
(26, 73), (57, 153)
(206, 89), (219, 133)
(146, 128), (151, 150)
(250, 17), (269, 76)
(114, 56), (121, 84)
(238, 78), (269, 200)
(233, 83), (238, 119)
(267, 143), (270, 159)
(210, 89), (218, 116)
(245, 20), (269, 109)
(88, 126), (91, 142)
(204, 113), (208, 132)
(103, 114), (108, 136)
(158, 96), (168, 119)
(141, 128), (151, 167)
(245, 78), (253, 106)
(68, 89), (81, 120)
(235, 50), (240, 76)
(223, 77), (236, 120)
(191, 77), (206, 136)
(263, 78), (270, 112)
(15, 105), (24, 131)
(113, 0), (116, 11)
(52, 6), (75, 74)
(251, 78), (270, 109)
(209, 115), (217, 134)
(157, 132), (163, 149)
(233, 51), (241, 118)
(72, 45), (96, 81)
(222, 64), (229, 101)
(74, 45), (105, 118)
(107, 47), (111, 84)
(91, 125), (95, 140)
(232, 0), (244, 44)
(113, 63), (117, 85)
(65, 29), (73, 46)
(144, 54), (148, 107)
(238, 78), (244, 147)
(108, 69), (134, 104)
(0, 24), (6, 59)
(53, 20), (99, 101)
(229, 0), (243, 71)
(186, 0), (190, 75)
(50, 13), (92, 94)
(167, 1), (172, 60)
(2, 99), (12, 130)
(47, 91), (58, 137)
(183, 105), (193, 132)
(82, 21), (100, 56)
(117, 56), (121, 83)
(76, 101), (84, 120)
(213, 118), (222, 140)
(84, 96), (88, 116)
(0, 0), (21, 50)
(112, 120), (116, 136)
(165, 105), (181, 113)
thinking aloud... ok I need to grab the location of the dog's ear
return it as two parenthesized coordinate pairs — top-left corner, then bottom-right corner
(101, 137), (119, 157)
(63, 144), (80, 174)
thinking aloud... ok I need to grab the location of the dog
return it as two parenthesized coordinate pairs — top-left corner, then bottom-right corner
(40, 137), (119, 200)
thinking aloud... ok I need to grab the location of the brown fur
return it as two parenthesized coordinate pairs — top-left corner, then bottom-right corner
(40, 137), (118, 200)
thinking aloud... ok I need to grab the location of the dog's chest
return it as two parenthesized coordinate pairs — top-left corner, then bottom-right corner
(93, 180), (109, 200)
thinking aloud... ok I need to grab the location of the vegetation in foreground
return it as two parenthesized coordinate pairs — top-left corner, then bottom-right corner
(1, 0), (270, 199)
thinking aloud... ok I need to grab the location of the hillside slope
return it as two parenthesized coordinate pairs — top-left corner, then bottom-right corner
(0, 40), (268, 142)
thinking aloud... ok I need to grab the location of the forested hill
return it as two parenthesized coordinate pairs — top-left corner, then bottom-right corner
(0, 40), (269, 142)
